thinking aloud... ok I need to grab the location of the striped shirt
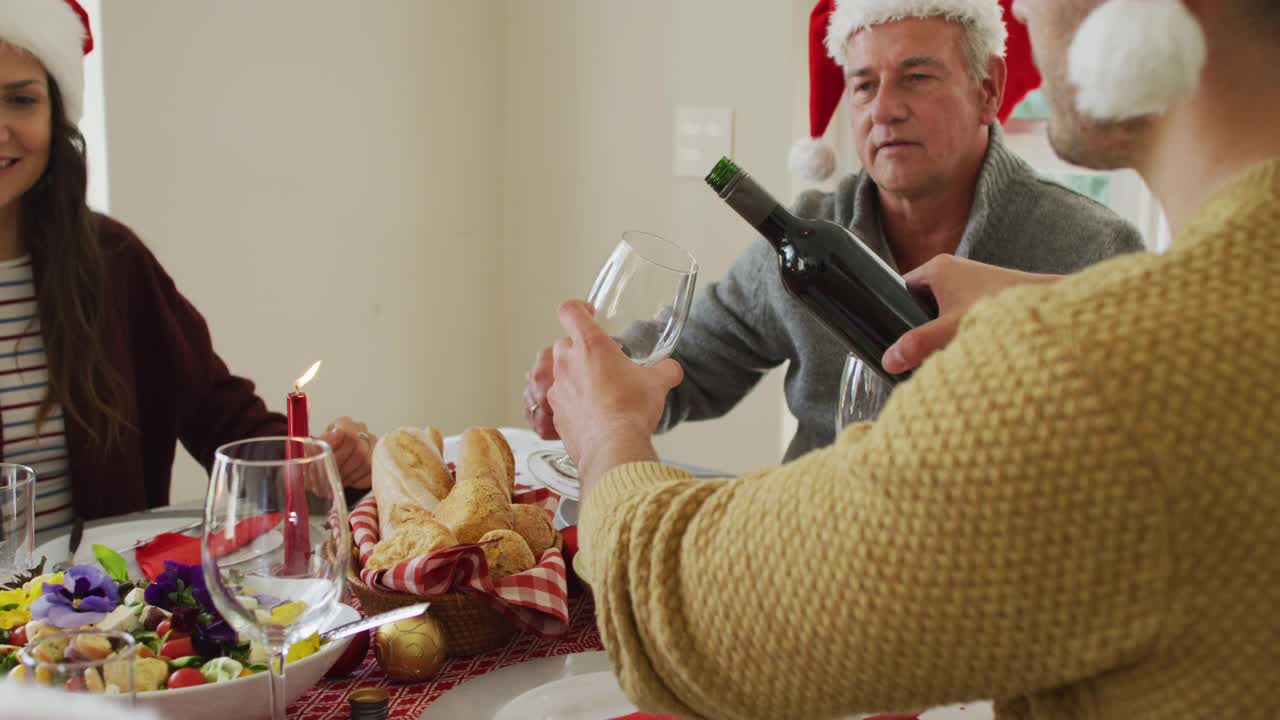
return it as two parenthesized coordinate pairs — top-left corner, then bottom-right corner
(0, 256), (72, 534)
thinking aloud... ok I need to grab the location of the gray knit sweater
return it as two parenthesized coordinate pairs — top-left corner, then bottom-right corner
(659, 125), (1146, 461)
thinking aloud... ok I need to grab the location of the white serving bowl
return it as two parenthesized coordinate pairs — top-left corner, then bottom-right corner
(136, 603), (360, 720)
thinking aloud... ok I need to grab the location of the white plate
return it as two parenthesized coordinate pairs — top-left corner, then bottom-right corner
(33, 517), (204, 578)
(425, 651), (618, 719)
(138, 603), (358, 720)
(493, 670), (634, 720)
(32, 517), (284, 578)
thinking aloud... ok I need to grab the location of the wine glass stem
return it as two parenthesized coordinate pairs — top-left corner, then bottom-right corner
(269, 644), (289, 720)
(550, 454), (579, 480)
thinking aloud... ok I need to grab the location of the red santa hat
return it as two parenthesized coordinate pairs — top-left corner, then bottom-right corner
(0, 0), (94, 121)
(1068, 0), (1205, 120)
(790, 0), (1040, 182)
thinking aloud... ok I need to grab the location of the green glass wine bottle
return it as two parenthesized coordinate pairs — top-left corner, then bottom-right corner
(706, 156), (936, 384)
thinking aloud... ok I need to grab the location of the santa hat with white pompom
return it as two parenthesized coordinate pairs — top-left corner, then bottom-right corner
(789, 0), (1039, 183)
(0, 0), (94, 121)
(1068, 0), (1206, 121)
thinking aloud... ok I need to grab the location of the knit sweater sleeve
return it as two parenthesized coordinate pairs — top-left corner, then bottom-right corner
(580, 288), (1169, 719)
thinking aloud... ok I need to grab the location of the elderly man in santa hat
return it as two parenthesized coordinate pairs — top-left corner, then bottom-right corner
(526, 0), (1144, 462)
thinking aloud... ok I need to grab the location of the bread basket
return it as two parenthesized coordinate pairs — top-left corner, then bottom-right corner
(347, 548), (517, 657)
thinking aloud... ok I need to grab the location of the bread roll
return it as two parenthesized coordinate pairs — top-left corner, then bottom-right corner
(367, 517), (458, 571)
(510, 504), (557, 557)
(433, 477), (513, 544)
(372, 428), (454, 534)
(456, 427), (516, 498)
(478, 529), (535, 578)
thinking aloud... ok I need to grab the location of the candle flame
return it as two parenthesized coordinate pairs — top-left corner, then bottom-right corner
(295, 360), (322, 392)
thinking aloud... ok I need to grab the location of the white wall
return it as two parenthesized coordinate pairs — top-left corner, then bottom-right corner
(101, 1), (508, 502)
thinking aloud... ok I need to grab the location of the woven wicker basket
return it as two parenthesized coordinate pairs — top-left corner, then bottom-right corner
(347, 564), (517, 657)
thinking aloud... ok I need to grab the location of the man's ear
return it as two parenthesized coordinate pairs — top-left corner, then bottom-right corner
(980, 56), (1008, 125)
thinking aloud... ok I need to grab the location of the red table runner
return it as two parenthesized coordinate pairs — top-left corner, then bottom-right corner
(287, 592), (603, 719)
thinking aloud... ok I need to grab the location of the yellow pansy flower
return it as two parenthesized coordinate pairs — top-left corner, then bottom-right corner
(285, 633), (320, 663)
(269, 601), (307, 626)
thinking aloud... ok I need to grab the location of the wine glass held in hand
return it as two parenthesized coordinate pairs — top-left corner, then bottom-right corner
(201, 437), (350, 720)
(529, 231), (698, 487)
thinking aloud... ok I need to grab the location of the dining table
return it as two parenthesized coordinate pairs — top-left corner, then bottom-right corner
(31, 455), (993, 720)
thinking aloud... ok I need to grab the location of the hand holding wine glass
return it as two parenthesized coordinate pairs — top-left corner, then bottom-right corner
(528, 231), (697, 488)
(545, 300), (686, 484)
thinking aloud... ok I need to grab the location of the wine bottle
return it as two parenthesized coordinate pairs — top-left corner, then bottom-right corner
(706, 157), (936, 385)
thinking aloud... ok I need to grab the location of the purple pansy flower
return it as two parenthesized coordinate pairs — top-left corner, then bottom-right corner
(29, 565), (120, 630)
(144, 561), (215, 612)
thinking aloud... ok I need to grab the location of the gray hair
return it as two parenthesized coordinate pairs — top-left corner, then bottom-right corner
(958, 17), (996, 84)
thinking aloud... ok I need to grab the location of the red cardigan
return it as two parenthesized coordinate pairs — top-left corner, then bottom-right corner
(22, 214), (288, 519)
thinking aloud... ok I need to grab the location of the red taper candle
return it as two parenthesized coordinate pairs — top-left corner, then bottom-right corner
(284, 361), (321, 575)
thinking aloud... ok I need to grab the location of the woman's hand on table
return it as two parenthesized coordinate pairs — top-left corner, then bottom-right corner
(546, 301), (680, 489)
(883, 255), (1061, 374)
(322, 416), (376, 489)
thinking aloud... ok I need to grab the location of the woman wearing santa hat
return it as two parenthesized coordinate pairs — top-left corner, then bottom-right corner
(0, 0), (375, 532)
(548, 0), (1278, 716)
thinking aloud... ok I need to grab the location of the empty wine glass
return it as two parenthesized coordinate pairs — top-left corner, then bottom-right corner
(201, 437), (350, 720)
(529, 231), (698, 490)
(836, 354), (894, 433)
(0, 463), (36, 584)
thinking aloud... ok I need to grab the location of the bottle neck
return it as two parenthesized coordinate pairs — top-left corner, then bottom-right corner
(718, 171), (790, 250)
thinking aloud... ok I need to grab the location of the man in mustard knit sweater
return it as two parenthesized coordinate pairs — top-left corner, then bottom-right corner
(545, 0), (1280, 718)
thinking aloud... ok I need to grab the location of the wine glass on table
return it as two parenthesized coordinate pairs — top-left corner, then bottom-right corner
(201, 437), (350, 720)
(528, 231), (698, 491)
(0, 463), (36, 585)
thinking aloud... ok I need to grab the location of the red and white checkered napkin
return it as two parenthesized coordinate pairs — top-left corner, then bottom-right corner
(349, 486), (569, 636)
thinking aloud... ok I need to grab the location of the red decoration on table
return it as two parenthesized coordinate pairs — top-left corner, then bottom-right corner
(135, 514), (283, 581)
(288, 590), (603, 719)
(284, 360), (321, 575)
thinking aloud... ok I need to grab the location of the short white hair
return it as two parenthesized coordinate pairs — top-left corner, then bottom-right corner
(825, 0), (1008, 82)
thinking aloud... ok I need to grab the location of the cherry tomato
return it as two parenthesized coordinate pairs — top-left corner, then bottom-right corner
(8, 625), (28, 647)
(156, 620), (171, 638)
(160, 636), (195, 659)
(167, 668), (206, 689)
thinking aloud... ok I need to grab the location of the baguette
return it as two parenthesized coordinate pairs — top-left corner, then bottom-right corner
(455, 427), (516, 498)
(371, 427), (454, 534)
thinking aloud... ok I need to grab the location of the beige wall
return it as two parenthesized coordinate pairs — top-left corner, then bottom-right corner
(102, 1), (508, 502)
(101, 1), (815, 501)
(501, 0), (808, 475)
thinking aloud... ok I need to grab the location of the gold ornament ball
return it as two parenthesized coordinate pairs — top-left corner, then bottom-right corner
(373, 614), (448, 682)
